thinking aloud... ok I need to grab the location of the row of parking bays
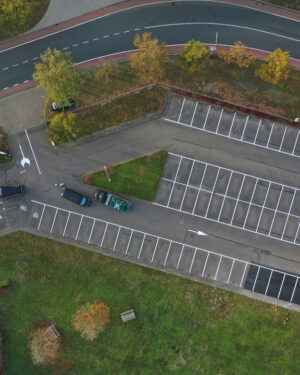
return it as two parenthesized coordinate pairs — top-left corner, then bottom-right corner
(29, 200), (300, 305)
(155, 153), (300, 246)
(164, 96), (300, 158)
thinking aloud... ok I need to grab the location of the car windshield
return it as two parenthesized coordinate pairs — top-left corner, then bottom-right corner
(80, 197), (87, 206)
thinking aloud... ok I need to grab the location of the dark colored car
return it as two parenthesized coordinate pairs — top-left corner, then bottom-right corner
(0, 185), (25, 197)
(95, 190), (132, 212)
(62, 188), (91, 207)
(50, 99), (75, 112)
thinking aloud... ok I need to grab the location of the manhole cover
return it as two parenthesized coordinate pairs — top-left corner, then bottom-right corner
(33, 212), (39, 219)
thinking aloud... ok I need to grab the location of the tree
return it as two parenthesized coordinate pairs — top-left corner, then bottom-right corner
(180, 40), (210, 73)
(0, 0), (37, 36)
(33, 47), (85, 106)
(47, 112), (79, 145)
(219, 41), (255, 68)
(72, 301), (110, 341)
(30, 327), (61, 365)
(130, 32), (166, 83)
(256, 48), (291, 85)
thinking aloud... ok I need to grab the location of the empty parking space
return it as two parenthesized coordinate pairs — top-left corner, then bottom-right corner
(164, 96), (300, 158)
(155, 153), (300, 246)
(28, 200), (300, 306)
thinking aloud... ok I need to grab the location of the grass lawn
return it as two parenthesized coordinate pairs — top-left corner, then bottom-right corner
(263, 0), (300, 10)
(0, 0), (50, 41)
(47, 86), (166, 145)
(0, 128), (12, 164)
(0, 232), (299, 375)
(84, 151), (167, 201)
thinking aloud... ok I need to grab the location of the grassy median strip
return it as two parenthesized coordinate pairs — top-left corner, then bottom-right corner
(0, 232), (299, 374)
(84, 151), (167, 201)
(48, 86), (166, 145)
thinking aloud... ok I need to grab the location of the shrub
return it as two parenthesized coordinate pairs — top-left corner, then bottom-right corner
(72, 301), (110, 341)
(30, 327), (60, 365)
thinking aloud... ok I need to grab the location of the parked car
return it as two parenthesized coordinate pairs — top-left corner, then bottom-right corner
(62, 188), (91, 207)
(0, 185), (25, 197)
(95, 190), (132, 212)
(50, 99), (75, 112)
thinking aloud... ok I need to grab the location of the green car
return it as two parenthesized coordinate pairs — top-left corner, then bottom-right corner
(95, 190), (132, 212)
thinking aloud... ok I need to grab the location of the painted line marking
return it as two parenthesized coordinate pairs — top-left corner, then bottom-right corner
(2, 67), (8, 70)
(22, 60), (29, 64)
(93, 37), (99, 41)
(83, 41), (89, 44)
(72, 44), (79, 47)
(13, 63), (19, 66)
(103, 35), (109, 38)
(25, 129), (42, 175)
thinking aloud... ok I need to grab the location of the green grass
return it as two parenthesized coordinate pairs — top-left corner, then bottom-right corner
(47, 86), (166, 144)
(0, 128), (12, 164)
(84, 151), (167, 201)
(0, 0), (50, 41)
(0, 232), (299, 375)
(262, 0), (300, 11)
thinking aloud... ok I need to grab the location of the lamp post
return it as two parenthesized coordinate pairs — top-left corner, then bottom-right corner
(104, 165), (111, 182)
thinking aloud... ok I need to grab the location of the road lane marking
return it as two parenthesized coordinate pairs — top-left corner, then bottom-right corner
(25, 129), (42, 175)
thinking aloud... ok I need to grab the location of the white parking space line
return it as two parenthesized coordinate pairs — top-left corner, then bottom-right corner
(176, 245), (185, 270)
(50, 208), (58, 233)
(30, 200), (300, 305)
(201, 252), (209, 277)
(151, 237), (159, 262)
(265, 269), (273, 295)
(37, 205), (45, 230)
(113, 226), (121, 251)
(138, 234), (146, 258)
(277, 274), (286, 298)
(251, 266), (261, 291)
(290, 278), (299, 302)
(63, 212), (71, 237)
(157, 153), (300, 246)
(125, 230), (133, 255)
(75, 216), (83, 240)
(214, 255), (222, 280)
(163, 242), (172, 266)
(178, 98), (185, 122)
(88, 219), (96, 244)
(25, 129), (42, 175)
(167, 156), (182, 207)
(294, 223), (300, 244)
(189, 247), (197, 273)
(227, 259), (235, 283)
(180, 160), (195, 210)
(165, 98), (300, 158)
(203, 105), (211, 130)
(100, 222), (108, 248)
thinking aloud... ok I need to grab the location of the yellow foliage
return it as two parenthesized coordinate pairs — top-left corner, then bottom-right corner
(219, 41), (255, 68)
(181, 40), (210, 73)
(72, 301), (110, 341)
(256, 48), (291, 84)
(130, 33), (166, 83)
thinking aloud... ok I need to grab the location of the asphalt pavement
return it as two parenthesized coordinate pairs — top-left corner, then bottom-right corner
(0, 1), (300, 90)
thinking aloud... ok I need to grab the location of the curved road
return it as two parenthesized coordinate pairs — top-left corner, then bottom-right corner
(0, 1), (300, 90)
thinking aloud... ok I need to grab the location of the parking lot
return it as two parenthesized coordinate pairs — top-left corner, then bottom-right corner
(164, 96), (300, 158)
(28, 200), (300, 305)
(155, 152), (300, 246)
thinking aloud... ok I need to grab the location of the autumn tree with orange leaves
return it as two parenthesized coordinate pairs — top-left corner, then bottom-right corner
(219, 41), (255, 68)
(72, 301), (110, 341)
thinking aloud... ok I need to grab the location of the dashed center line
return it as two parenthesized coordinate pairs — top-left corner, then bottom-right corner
(72, 43), (79, 47)
(134, 28), (140, 31)
(124, 30), (130, 33)
(103, 35), (109, 38)
(32, 57), (39, 60)
(83, 40), (89, 44)
(13, 83), (19, 87)
(13, 63), (19, 67)
(22, 60), (29, 64)
(113, 32), (120, 36)
(62, 47), (69, 50)
(92, 37), (99, 41)
(2, 67), (8, 70)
